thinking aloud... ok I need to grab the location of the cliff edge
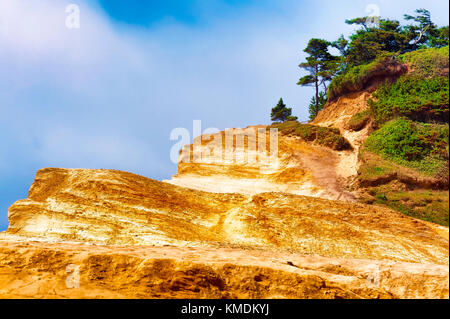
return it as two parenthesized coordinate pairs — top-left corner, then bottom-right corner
(0, 168), (448, 298)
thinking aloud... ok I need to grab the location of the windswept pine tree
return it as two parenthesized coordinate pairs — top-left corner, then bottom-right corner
(297, 39), (339, 120)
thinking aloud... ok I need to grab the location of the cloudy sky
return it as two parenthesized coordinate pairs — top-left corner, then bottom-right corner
(0, 0), (448, 230)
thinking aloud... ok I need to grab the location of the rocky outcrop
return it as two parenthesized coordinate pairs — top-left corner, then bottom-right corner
(165, 127), (356, 201)
(0, 168), (448, 299)
(2, 168), (447, 264)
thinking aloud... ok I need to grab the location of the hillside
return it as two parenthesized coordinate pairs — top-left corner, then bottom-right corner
(313, 46), (449, 226)
(1, 2), (449, 302)
(0, 48), (448, 300)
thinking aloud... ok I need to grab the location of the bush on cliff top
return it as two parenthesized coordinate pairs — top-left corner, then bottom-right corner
(369, 75), (449, 124)
(328, 46), (449, 105)
(367, 47), (449, 125)
(327, 54), (406, 101)
(399, 46), (449, 78)
(364, 118), (449, 176)
(272, 121), (352, 151)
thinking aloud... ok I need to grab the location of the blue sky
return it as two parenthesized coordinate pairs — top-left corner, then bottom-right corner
(0, 0), (448, 231)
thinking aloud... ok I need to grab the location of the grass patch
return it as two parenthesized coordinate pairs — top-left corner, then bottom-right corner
(364, 118), (449, 176)
(358, 149), (449, 191)
(347, 110), (371, 131)
(358, 151), (398, 181)
(271, 121), (352, 151)
(359, 150), (449, 226)
(329, 47), (449, 124)
(364, 184), (449, 226)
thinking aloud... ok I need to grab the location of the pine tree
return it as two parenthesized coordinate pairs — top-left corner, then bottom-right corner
(308, 92), (327, 121)
(297, 39), (338, 116)
(271, 98), (297, 122)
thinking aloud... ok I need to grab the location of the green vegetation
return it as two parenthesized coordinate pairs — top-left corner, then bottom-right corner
(328, 46), (449, 122)
(343, 18), (411, 66)
(328, 54), (403, 101)
(297, 9), (449, 118)
(364, 118), (449, 175)
(271, 121), (351, 151)
(344, 9), (449, 66)
(297, 39), (340, 120)
(366, 185), (449, 226)
(399, 46), (449, 77)
(347, 110), (371, 131)
(358, 151), (399, 182)
(366, 47), (449, 124)
(270, 98), (297, 122)
(293, 9), (448, 224)
(308, 92), (326, 121)
(403, 9), (449, 49)
(358, 112), (449, 225)
(369, 75), (449, 124)
(358, 150), (449, 226)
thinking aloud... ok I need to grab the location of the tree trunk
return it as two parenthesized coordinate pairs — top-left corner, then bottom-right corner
(315, 76), (319, 117)
(322, 81), (328, 97)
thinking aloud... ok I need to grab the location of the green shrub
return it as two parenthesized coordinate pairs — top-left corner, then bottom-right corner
(347, 110), (371, 131)
(375, 193), (387, 201)
(271, 121), (352, 151)
(399, 46), (449, 78)
(358, 151), (401, 181)
(328, 54), (406, 101)
(369, 185), (449, 226)
(329, 46), (449, 107)
(369, 76), (449, 124)
(364, 118), (449, 175)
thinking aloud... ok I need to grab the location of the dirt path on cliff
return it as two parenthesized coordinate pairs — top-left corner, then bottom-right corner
(294, 126), (370, 203)
(308, 91), (373, 201)
(301, 150), (356, 202)
(280, 137), (356, 202)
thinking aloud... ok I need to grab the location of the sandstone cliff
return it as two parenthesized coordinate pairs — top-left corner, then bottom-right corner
(0, 167), (448, 298)
(166, 127), (357, 201)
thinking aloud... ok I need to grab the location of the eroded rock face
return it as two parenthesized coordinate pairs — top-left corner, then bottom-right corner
(1, 241), (448, 299)
(2, 168), (448, 264)
(165, 127), (356, 201)
(0, 168), (448, 299)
